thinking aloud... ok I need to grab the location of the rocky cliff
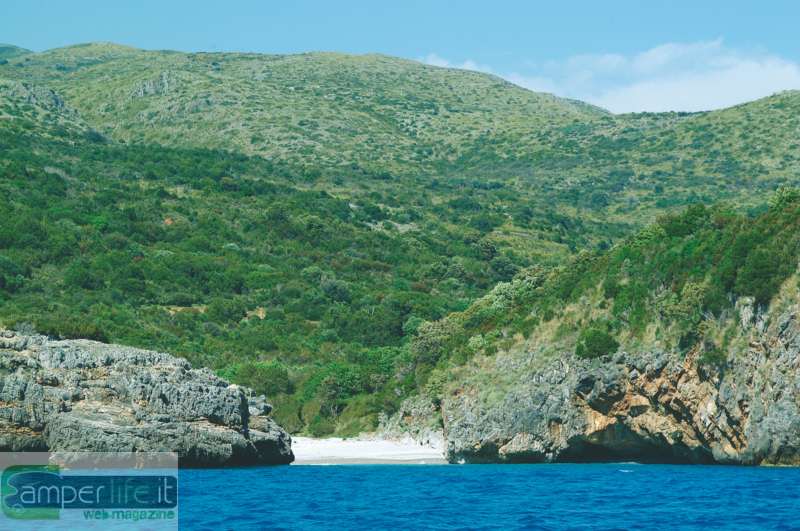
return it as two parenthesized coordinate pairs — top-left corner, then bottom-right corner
(0, 330), (293, 466)
(441, 304), (800, 465)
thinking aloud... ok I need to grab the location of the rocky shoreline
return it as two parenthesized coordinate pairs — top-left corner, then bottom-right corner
(441, 307), (800, 465)
(0, 331), (293, 466)
(8, 299), (800, 469)
(385, 302), (800, 466)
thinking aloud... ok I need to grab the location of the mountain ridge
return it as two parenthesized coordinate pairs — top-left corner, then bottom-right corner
(6, 41), (799, 115)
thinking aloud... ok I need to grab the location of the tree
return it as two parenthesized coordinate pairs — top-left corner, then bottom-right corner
(575, 328), (619, 359)
(232, 361), (292, 397)
(735, 247), (790, 308)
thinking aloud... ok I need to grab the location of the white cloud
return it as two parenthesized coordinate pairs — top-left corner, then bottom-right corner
(421, 40), (800, 113)
(419, 53), (493, 75)
(420, 53), (452, 68)
(592, 56), (800, 113)
(502, 73), (559, 95)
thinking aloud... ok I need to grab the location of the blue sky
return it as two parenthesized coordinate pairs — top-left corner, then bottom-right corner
(3, 0), (800, 112)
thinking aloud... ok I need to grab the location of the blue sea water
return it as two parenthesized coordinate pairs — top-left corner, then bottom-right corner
(180, 464), (800, 530)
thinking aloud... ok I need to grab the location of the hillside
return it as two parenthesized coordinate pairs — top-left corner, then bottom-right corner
(0, 81), (561, 435)
(1, 42), (800, 435)
(0, 43), (603, 170)
(398, 193), (800, 462)
(0, 44), (31, 61)
(3, 44), (799, 252)
(0, 79), (90, 136)
(410, 190), (800, 376)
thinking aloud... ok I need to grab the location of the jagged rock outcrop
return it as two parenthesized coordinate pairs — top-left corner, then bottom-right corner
(130, 71), (177, 98)
(442, 307), (800, 465)
(378, 394), (444, 449)
(0, 331), (293, 466)
(0, 80), (69, 112)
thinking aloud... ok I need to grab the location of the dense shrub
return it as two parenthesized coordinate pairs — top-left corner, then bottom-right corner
(0, 255), (25, 292)
(225, 361), (293, 397)
(575, 328), (619, 359)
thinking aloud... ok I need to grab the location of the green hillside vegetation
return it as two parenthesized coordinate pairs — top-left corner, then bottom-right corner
(0, 80), (90, 136)
(0, 43), (603, 170)
(1, 42), (800, 435)
(1, 43), (625, 260)
(0, 83), (563, 435)
(410, 190), (800, 407)
(3, 44), (799, 252)
(0, 44), (31, 62)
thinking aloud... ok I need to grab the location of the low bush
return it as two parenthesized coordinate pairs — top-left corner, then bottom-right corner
(575, 328), (619, 359)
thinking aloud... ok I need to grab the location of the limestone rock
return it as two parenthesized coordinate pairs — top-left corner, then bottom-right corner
(442, 306), (800, 465)
(0, 330), (293, 466)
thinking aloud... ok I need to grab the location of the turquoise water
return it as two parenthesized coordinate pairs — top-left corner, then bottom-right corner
(180, 464), (800, 530)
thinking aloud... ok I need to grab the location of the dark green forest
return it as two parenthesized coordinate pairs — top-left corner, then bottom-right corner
(0, 99), (586, 434)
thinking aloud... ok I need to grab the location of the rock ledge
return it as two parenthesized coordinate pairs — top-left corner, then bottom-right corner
(0, 331), (293, 466)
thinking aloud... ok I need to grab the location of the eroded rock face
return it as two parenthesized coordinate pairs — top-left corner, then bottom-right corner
(0, 80), (69, 112)
(443, 309), (800, 465)
(0, 331), (293, 466)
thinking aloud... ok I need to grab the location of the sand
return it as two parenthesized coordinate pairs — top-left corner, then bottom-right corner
(291, 435), (446, 465)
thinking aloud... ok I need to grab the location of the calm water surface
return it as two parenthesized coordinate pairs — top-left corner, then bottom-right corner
(179, 464), (800, 530)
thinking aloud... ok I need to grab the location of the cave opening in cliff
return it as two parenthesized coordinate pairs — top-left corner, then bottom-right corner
(556, 424), (716, 464)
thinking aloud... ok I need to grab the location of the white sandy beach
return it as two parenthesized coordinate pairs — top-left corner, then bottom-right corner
(291, 435), (446, 465)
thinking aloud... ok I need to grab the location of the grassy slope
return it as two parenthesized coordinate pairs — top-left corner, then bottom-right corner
(0, 43), (603, 170)
(3, 44), (798, 251)
(0, 44), (31, 61)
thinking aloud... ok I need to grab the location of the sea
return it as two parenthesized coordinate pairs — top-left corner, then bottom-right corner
(179, 463), (800, 530)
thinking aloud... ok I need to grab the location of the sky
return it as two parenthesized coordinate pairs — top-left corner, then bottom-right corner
(3, 0), (800, 113)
